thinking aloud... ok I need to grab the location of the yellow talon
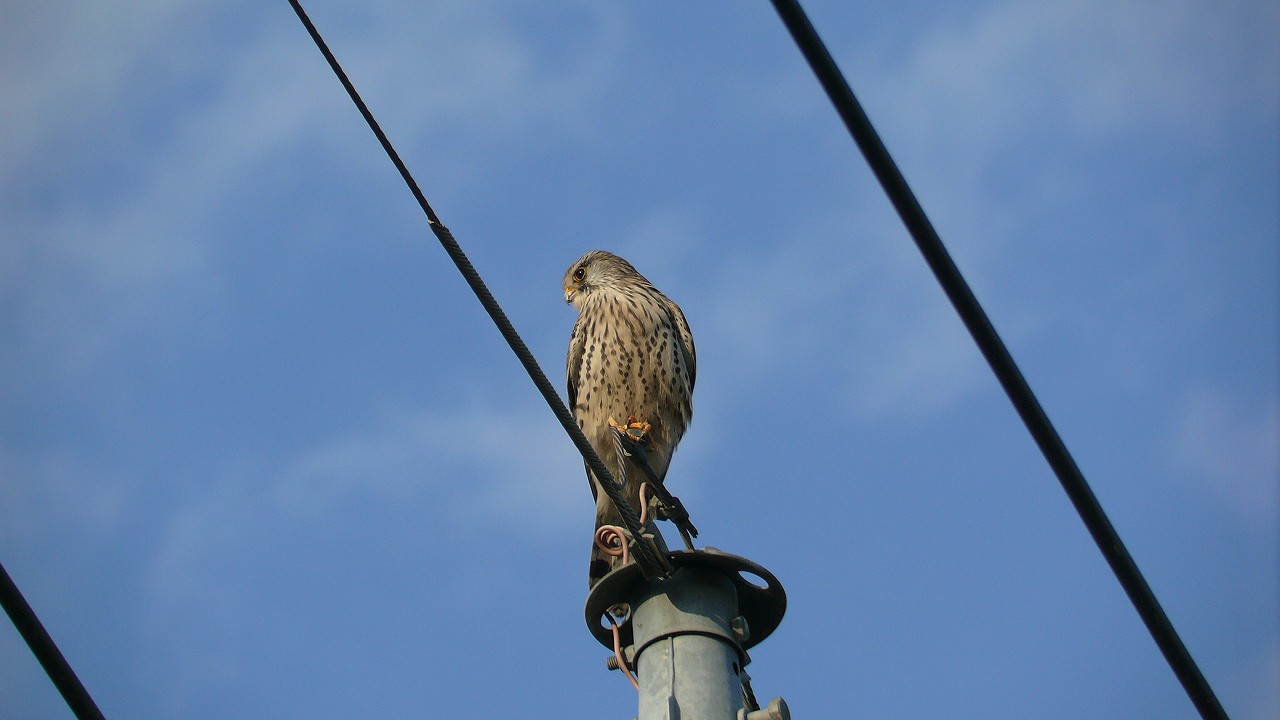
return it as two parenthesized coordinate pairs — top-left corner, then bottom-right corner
(609, 416), (652, 444)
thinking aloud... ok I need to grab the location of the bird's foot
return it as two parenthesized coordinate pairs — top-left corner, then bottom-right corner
(608, 416), (652, 445)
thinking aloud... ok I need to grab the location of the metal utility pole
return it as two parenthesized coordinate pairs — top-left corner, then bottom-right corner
(585, 549), (791, 720)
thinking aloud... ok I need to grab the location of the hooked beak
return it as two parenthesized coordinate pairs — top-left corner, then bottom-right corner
(564, 288), (576, 304)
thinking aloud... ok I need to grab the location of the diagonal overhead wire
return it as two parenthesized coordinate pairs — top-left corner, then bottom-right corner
(766, 2), (1228, 719)
(286, 0), (669, 577)
(0, 561), (107, 720)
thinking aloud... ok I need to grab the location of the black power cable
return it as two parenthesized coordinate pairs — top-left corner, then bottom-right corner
(766, 2), (1229, 719)
(286, 0), (669, 578)
(0, 561), (106, 720)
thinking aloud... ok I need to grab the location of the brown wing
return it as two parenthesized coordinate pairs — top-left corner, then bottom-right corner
(566, 314), (585, 411)
(565, 314), (597, 501)
(664, 296), (696, 394)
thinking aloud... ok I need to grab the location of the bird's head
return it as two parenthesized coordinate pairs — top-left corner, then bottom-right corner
(563, 250), (641, 308)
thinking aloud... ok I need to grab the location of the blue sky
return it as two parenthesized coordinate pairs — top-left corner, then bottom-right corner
(2, 1), (1276, 718)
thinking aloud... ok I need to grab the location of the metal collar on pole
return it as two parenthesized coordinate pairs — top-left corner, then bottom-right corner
(586, 549), (789, 720)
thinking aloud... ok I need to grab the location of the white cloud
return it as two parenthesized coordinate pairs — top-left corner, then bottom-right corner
(1172, 386), (1280, 527)
(614, 205), (706, 285)
(870, 0), (1278, 156)
(692, 195), (992, 424)
(139, 397), (589, 703)
(716, 0), (1280, 426)
(0, 442), (135, 539)
(141, 400), (588, 600)
(0, 0), (187, 171)
(2, 0), (630, 389)
(271, 401), (583, 526)
(287, 0), (627, 177)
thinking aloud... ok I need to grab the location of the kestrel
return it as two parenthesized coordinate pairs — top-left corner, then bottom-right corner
(564, 250), (696, 587)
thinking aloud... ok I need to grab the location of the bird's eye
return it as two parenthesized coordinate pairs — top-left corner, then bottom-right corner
(573, 266), (586, 282)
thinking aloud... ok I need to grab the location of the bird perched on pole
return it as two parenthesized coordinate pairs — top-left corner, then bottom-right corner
(563, 250), (696, 587)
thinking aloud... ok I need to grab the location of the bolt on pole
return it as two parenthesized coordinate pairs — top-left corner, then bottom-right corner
(585, 549), (790, 720)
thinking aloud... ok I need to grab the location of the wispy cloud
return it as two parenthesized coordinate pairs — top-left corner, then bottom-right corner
(138, 397), (588, 708)
(1, 0), (628, 387)
(691, 196), (992, 424)
(0, 0), (187, 171)
(270, 401), (583, 526)
(867, 0), (1278, 155)
(699, 0), (1280, 424)
(1172, 386), (1279, 528)
(3, 3), (1275, 716)
(142, 400), (587, 601)
(0, 440), (135, 538)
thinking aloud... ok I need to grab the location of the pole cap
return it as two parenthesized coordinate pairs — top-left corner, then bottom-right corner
(584, 548), (787, 653)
